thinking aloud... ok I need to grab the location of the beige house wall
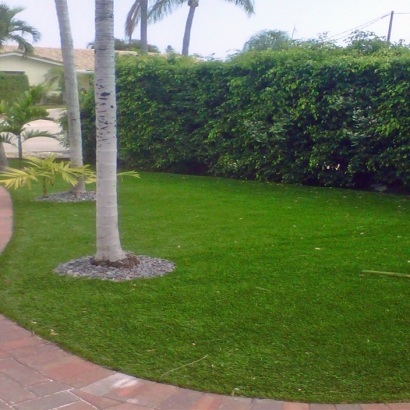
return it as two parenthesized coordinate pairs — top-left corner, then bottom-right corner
(0, 54), (92, 92)
(77, 75), (91, 92)
(0, 54), (60, 85)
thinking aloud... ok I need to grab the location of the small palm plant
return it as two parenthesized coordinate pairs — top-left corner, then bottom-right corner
(0, 86), (57, 168)
(0, 156), (96, 197)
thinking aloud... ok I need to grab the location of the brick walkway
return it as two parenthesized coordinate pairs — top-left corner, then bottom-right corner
(0, 187), (409, 409)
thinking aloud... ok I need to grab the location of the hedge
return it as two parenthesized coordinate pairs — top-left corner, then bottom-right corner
(0, 73), (29, 104)
(81, 51), (410, 189)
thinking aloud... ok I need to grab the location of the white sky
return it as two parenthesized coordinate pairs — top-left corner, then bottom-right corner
(5, 0), (410, 58)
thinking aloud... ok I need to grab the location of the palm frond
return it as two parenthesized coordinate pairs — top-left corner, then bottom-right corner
(24, 156), (50, 166)
(58, 167), (84, 186)
(125, 1), (142, 40)
(85, 174), (96, 184)
(42, 66), (65, 91)
(11, 19), (41, 42)
(6, 35), (33, 54)
(0, 4), (24, 16)
(0, 4), (40, 53)
(148, 0), (185, 23)
(0, 166), (38, 190)
(1, 157), (97, 192)
(224, 0), (255, 15)
(0, 132), (18, 146)
(117, 171), (140, 179)
(20, 130), (55, 142)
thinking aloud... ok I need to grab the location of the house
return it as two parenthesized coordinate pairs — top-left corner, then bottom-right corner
(0, 46), (141, 103)
(0, 46), (95, 92)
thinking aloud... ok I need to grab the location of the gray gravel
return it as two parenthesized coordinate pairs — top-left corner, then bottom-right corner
(34, 191), (96, 202)
(41, 191), (176, 281)
(54, 254), (176, 281)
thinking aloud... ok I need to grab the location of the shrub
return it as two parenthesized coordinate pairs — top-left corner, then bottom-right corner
(41, 92), (64, 106)
(79, 88), (96, 165)
(0, 73), (29, 104)
(80, 52), (410, 189)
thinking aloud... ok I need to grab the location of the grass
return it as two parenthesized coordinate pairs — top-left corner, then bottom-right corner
(0, 172), (410, 403)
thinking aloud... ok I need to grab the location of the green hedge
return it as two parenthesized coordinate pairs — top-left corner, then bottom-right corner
(81, 51), (410, 189)
(0, 73), (29, 104)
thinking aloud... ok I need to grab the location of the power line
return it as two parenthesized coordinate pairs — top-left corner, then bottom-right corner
(332, 19), (390, 42)
(328, 14), (390, 39)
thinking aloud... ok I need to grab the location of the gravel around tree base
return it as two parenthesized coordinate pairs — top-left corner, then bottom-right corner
(54, 253), (176, 281)
(34, 191), (96, 202)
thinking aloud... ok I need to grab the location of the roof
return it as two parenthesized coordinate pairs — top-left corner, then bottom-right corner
(0, 46), (140, 72)
(0, 46), (95, 71)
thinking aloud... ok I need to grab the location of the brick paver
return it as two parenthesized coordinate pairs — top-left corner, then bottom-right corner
(1, 185), (410, 409)
(388, 406), (410, 410)
(251, 399), (284, 410)
(189, 394), (227, 410)
(158, 388), (204, 410)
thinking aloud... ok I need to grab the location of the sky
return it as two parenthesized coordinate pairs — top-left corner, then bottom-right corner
(5, 0), (410, 59)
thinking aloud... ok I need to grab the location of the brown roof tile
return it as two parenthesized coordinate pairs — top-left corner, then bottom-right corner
(0, 46), (94, 71)
(0, 46), (140, 72)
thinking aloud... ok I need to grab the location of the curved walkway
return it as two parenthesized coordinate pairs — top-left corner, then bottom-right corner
(0, 187), (409, 410)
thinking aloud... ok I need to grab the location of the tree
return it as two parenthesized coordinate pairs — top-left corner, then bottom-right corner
(43, 67), (66, 97)
(54, 0), (85, 193)
(243, 30), (293, 52)
(293, 32), (339, 52)
(0, 3), (40, 168)
(42, 66), (91, 102)
(166, 45), (176, 54)
(184, 0), (255, 55)
(87, 37), (160, 53)
(94, 0), (136, 265)
(125, 0), (184, 54)
(180, 0), (198, 56)
(0, 4), (40, 53)
(126, 0), (254, 56)
(125, 0), (149, 53)
(0, 86), (55, 168)
(344, 30), (390, 55)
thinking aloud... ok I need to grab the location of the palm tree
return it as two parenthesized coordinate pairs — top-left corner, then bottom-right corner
(182, 0), (254, 55)
(94, 0), (134, 264)
(0, 87), (55, 168)
(125, 0), (149, 53)
(0, 3), (40, 166)
(54, 0), (85, 193)
(0, 4), (40, 53)
(125, 0), (255, 56)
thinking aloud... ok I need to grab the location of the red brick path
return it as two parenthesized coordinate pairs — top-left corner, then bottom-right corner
(0, 187), (409, 409)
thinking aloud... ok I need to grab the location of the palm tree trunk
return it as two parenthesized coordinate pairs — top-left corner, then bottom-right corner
(94, 0), (127, 263)
(182, 0), (198, 56)
(0, 142), (8, 171)
(54, 0), (85, 193)
(140, 0), (148, 53)
(17, 135), (23, 169)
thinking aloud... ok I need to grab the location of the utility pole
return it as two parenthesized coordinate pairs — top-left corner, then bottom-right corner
(291, 25), (296, 39)
(387, 11), (394, 42)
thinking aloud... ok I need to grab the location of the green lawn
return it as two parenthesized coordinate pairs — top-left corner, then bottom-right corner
(0, 172), (409, 403)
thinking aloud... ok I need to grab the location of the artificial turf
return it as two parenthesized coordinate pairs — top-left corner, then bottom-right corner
(0, 172), (409, 403)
